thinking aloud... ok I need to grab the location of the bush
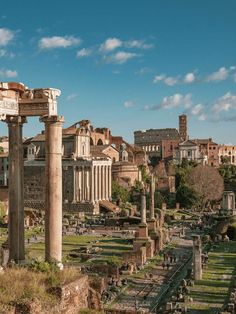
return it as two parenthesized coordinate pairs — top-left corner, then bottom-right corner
(227, 224), (236, 240)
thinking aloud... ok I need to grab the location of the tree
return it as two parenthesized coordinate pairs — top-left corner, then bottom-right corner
(176, 185), (200, 209)
(186, 165), (224, 208)
(111, 181), (130, 203)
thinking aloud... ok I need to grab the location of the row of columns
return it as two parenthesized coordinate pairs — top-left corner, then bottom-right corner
(93, 165), (111, 202)
(72, 164), (111, 203)
(7, 115), (64, 263)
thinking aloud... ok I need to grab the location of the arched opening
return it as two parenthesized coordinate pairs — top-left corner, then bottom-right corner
(97, 138), (103, 145)
(90, 137), (94, 145)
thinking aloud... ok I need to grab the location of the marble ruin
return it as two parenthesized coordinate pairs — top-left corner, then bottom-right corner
(221, 191), (236, 216)
(0, 82), (63, 263)
(192, 235), (202, 280)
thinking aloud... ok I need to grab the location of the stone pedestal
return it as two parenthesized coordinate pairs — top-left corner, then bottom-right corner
(1, 240), (9, 266)
(41, 115), (64, 262)
(148, 218), (157, 232)
(138, 223), (149, 239)
(6, 116), (27, 263)
(192, 235), (202, 280)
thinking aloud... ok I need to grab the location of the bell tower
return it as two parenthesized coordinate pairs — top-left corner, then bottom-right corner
(179, 114), (188, 141)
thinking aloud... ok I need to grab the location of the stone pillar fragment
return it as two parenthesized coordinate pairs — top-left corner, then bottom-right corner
(40, 115), (64, 263)
(7, 116), (27, 263)
(192, 235), (202, 280)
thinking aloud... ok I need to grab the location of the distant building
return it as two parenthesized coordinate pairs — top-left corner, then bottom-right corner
(24, 120), (112, 214)
(0, 152), (8, 186)
(0, 136), (9, 153)
(174, 140), (204, 164)
(174, 138), (219, 166)
(134, 115), (187, 161)
(112, 143), (141, 188)
(134, 128), (181, 160)
(193, 138), (219, 167)
(219, 145), (236, 165)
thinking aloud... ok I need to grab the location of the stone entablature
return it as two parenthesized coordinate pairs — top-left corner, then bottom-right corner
(0, 83), (60, 119)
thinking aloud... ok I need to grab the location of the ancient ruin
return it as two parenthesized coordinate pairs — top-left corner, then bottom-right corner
(0, 82), (63, 263)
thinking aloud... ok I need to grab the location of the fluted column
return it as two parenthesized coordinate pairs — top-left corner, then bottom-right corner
(109, 166), (112, 200)
(106, 166), (109, 200)
(102, 165), (105, 200)
(94, 166), (98, 201)
(6, 116), (27, 263)
(98, 166), (102, 200)
(40, 115), (64, 263)
(90, 167), (94, 202)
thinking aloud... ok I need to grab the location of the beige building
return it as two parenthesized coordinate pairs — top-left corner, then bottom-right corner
(24, 120), (112, 214)
(219, 145), (236, 165)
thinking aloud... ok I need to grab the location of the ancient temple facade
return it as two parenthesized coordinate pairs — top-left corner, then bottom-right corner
(24, 120), (112, 214)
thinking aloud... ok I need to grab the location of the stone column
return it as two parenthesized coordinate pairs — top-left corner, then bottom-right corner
(108, 166), (112, 200)
(149, 174), (155, 220)
(6, 116), (27, 263)
(106, 166), (109, 200)
(94, 165), (98, 202)
(192, 235), (202, 280)
(40, 115), (64, 263)
(141, 189), (147, 224)
(90, 167), (94, 202)
(98, 166), (102, 200)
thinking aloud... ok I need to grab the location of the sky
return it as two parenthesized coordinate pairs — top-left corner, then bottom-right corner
(0, 0), (236, 144)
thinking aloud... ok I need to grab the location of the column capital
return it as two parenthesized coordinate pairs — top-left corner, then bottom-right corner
(40, 115), (64, 124)
(5, 115), (27, 125)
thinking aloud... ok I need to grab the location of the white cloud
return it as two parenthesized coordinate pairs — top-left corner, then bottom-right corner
(105, 51), (138, 64)
(153, 74), (165, 83)
(191, 103), (207, 120)
(0, 28), (14, 46)
(0, 69), (17, 78)
(0, 49), (6, 57)
(125, 40), (153, 49)
(191, 103), (203, 115)
(153, 74), (178, 86)
(164, 76), (178, 86)
(66, 93), (78, 101)
(38, 36), (81, 50)
(212, 92), (236, 114)
(100, 38), (122, 52)
(100, 37), (153, 53)
(145, 93), (192, 110)
(184, 72), (195, 83)
(206, 67), (229, 82)
(124, 100), (135, 108)
(76, 48), (92, 58)
(198, 114), (207, 121)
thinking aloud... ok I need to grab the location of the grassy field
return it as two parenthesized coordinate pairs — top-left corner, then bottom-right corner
(26, 234), (132, 265)
(187, 241), (236, 313)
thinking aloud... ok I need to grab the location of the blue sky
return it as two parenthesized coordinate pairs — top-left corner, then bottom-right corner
(0, 0), (236, 144)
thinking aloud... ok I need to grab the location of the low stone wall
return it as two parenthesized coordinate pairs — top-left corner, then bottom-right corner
(5, 275), (103, 314)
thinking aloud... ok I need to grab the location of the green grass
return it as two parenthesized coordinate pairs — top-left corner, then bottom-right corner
(187, 241), (236, 313)
(26, 235), (132, 266)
